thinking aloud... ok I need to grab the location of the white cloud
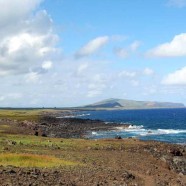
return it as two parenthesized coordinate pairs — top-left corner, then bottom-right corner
(75, 36), (109, 58)
(162, 66), (186, 85)
(77, 63), (89, 75)
(115, 40), (141, 58)
(0, 1), (58, 77)
(42, 61), (53, 70)
(3, 33), (52, 54)
(118, 71), (136, 78)
(143, 68), (154, 76)
(130, 41), (141, 51)
(114, 48), (129, 58)
(87, 90), (103, 98)
(0, 0), (43, 27)
(86, 74), (108, 98)
(25, 72), (40, 83)
(147, 33), (186, 57)
(167, 0), (186, 7)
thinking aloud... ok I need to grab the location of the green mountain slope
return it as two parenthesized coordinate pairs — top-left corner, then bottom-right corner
(83, 98), (185, 110)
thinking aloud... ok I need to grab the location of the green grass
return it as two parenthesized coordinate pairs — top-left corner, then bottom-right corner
(0, 109), (71, 121)
(0, 109), (42, 121)
(0, 153), (78, 168)
(0, 109), (145, 169)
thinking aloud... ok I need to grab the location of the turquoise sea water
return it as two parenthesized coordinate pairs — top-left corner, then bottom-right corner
(75, 108), (186, 144)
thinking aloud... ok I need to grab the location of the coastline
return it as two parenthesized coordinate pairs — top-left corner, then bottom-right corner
(0, 109), (185, 185)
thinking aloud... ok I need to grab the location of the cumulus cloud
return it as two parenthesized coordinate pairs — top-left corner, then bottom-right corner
(42, 61), (53, 70)
(0, 1), (58, 77)
(147, 33), (186, 57)
(167, 0), (186, 7)
(114, 40), (141, 58)
(0, 0), (43, 27)
(143, 68), (154, 76)
(162, 66), (186, 85)
(75, 36), (109, 58)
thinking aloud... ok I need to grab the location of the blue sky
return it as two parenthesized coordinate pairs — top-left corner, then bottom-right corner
(0, 0), (186, 107)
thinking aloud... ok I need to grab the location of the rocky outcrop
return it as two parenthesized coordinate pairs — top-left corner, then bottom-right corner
(35, 116), (129, 138)
(0, 166), (140, 186)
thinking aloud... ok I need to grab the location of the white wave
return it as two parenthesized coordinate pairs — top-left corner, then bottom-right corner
(76, 113), (90, 117)
(115, 126), (127, 130)
(92, 131), (98, 135)
(128, 125), (144, 129)
(56, 115), (75, 118)
(131, 128), (186, 136)
(104, 121), (115, 124)
(57, 113), (90, 118)
(114, 124), (186, 137)
(115, 125), (144, 131)
(157, 129), (186, 134)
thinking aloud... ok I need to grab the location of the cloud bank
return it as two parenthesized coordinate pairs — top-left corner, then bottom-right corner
(0, 0), (58, 77)
(147, 33), (186, 57)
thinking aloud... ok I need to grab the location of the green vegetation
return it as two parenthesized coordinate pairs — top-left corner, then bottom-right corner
(83, 98), (185, 109)
(0, 133), (142, 168)
(0, 109), (142, 169)
(0, 109), (42, 121)
(0, 109), (66, 121)
(0, 153), (77, 168)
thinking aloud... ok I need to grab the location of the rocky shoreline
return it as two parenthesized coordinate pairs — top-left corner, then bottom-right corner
(18, 115), (129, 138)
(0, 110), (186, 185)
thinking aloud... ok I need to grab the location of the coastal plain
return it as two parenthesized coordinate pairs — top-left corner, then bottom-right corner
(0, 109), (185, 186)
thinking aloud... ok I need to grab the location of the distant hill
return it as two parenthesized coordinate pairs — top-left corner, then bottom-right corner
(82, 98), (185, 110)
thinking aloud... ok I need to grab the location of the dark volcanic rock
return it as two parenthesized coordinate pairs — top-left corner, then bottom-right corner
(169, 148), (183, 156)
(115, 136), (122, 139)
(0, 166), (140, 186)
(30, 116), (129, 139)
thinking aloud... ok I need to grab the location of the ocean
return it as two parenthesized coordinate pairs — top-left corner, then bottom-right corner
(75, 108), (186, 144)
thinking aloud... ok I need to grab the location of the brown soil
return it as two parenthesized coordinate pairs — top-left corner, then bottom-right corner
(0, 112), (186, 186)
(0, 138), (186, 186)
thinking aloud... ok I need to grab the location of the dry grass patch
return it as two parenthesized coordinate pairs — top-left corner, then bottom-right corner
(0, 153), (79, 168)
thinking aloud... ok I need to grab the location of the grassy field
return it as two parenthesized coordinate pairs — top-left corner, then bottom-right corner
(0, 133), (144, 170)
(0, 109), (185, 185)
(0, 153), (78, 168)
(0, 108), (129, 168)
(0, 109), (151, 169)
(0, 109), (43, 121)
